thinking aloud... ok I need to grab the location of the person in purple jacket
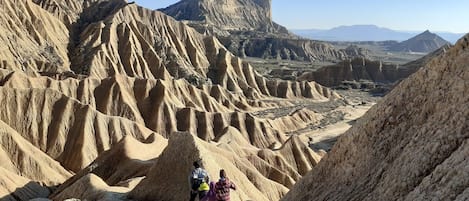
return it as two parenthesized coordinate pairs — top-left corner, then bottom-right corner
(201, 182), (217, 201)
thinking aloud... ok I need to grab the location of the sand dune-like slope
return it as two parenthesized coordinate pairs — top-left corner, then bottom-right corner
(282, 34), (469, 201)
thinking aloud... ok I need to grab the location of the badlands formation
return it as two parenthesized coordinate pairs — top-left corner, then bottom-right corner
(0, 0), (352, 200)
(0, 0), (467, 201)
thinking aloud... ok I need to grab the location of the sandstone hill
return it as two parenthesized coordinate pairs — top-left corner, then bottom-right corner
(0, 0), (347, 200)
(160, 0), (347, 61)
(282, 34), (469, 201)
(389, 30), (451, 52)
(297, 44), (452, 89)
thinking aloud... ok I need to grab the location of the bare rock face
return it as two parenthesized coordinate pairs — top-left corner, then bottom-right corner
(389, 30), (451, 53)
(160, 0), (347, 61)
(162, 0), (276, 33)
(282, 34), (469, 201)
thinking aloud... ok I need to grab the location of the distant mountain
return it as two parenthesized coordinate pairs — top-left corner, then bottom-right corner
(294, 25), (413, 41)
(293, 25), (465, 43)
(388, 30), (451, 52)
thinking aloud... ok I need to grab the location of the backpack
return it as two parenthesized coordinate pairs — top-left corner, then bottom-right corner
(191, 168), (206, 191)
(191, 178), (203, 191)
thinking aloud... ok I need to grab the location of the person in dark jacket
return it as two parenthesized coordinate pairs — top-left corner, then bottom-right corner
(215, 169), (236, 201)
(190, 161), (210, 201)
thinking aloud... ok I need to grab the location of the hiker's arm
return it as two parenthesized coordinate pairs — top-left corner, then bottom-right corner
(230, 182), (236, 190)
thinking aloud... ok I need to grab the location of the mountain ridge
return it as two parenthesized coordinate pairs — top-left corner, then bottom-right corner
(293, 25), (465, 43)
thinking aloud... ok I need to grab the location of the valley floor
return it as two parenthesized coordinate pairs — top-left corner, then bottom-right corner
(253, 89), (381, 152)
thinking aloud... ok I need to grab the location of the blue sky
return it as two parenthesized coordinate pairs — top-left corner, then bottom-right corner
(134, 0), (469, 33)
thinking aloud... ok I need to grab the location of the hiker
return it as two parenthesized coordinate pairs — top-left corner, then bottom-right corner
(190, 161), (210, 201)
(215, 169), (236, 201)
(201, 181), (217, 201)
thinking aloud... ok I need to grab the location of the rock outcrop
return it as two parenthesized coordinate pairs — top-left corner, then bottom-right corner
(160, 0), (347, 61)
(389, 30), (451, 52)
(282, 34), (469, 201)
(161, 0), (278, 33)
(298, 58), (405, 87)
(298, 45), (452, 88)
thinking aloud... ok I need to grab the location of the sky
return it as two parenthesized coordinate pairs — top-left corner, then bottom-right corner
(134, 0), (469, 33)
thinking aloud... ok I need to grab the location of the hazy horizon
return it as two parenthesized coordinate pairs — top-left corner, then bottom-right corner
(134, 0), (469, 34)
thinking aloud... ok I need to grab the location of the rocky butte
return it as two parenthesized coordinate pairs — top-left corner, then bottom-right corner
(160, 0), (348, 61)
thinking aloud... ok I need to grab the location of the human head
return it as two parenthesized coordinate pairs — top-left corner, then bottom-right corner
(193, 161), (200, 168)
(219, 169), (226, 178)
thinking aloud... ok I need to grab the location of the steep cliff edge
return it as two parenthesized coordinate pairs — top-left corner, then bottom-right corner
(161, 0), (279, 33)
